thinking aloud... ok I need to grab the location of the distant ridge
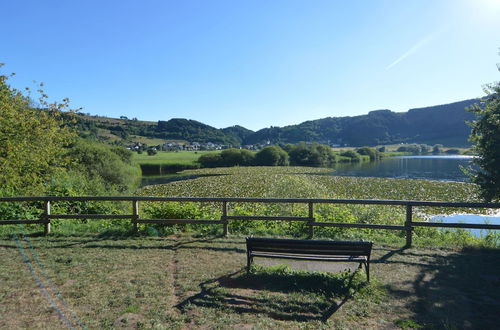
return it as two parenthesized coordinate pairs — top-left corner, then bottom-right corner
(245, 98), (479, 147)
(73, 98), (479, 147)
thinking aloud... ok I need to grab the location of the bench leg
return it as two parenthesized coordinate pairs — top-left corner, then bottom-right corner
(365, 262), (370, 282)
(247, 255), (252, 274)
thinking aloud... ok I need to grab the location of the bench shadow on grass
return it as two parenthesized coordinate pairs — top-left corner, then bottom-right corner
(176, 267), (365, 322)
(382, 247), (500, 329)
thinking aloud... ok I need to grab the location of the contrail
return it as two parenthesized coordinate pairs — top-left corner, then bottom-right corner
(386, 34), (435, 70)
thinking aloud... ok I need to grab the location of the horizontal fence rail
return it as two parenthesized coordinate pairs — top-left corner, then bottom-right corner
(1, 196), (499, 247)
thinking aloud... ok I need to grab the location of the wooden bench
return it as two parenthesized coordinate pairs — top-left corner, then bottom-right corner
(246, 237), (373, 281)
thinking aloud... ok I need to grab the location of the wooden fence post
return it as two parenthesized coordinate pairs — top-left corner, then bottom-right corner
(132, 200), (139, 233)
(222, 201), (228, 237)
(44, 200), (51, 235)
(405, 205), (413, 248)
(308, 202), (314, 239)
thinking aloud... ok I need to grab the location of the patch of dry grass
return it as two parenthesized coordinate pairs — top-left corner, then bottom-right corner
(0, 234), (498, 329)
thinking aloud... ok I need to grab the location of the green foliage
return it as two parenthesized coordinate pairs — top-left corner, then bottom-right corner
(220, 148), (255, 166)
(356, 147), (381, 161)
(197, 152), (223, 168)
(156, 118), (241, 145)
(467, 78), (500, 201)
(67, 139), (141, 193)
(288, 143), (336, 167)
(339, 150), (362, 162)
(244, 100), (478, 146)
(66, 95), (477, 148)
(397, 144), (432, 154)
(0, 67), (76, 194)
(198, 148), (255, 167)
(432, 144), (443, 154)
(254, 146), (289, 166)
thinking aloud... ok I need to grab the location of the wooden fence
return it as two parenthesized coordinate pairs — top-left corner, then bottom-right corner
(1, 196), (499, 247)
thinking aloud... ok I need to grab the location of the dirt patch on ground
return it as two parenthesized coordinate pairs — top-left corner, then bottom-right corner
(113, 313), (145, 329)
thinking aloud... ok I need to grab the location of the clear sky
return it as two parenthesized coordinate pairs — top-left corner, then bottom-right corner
(2, 0), (499, 130)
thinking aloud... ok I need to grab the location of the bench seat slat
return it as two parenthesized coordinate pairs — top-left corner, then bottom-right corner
(250, 251), (368, 262)
(250, 248), (369, 256)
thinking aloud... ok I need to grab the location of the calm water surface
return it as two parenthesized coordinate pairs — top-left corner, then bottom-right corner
(331, 155), (475, 182)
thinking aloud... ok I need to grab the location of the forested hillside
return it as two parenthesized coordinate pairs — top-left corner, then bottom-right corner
(245, 99), (479, 147)
(71, 98), (479, 147)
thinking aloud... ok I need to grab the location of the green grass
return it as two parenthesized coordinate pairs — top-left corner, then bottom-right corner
(128, 135), (170, 146)
(1, 234), (498, 329)
(133, 151), (217, 165)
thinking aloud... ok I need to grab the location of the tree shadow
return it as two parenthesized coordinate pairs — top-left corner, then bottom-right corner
(2, 235), (247, 253)
(176, 267), (364, 322)
(384, 247), (500, 329)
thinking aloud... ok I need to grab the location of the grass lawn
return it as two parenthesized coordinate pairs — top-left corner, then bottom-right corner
(1, 233), (498, 329)
(133, 151), (217, 165)
(128, 136), (170, 146)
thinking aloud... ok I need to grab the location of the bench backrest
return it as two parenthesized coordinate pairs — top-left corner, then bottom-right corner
(246, 237), (372, 257)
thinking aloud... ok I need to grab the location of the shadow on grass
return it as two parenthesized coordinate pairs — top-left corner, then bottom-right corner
(0, 234), (247, 253)
(384, 247), (500, 329)
(176, 266), (365, 322)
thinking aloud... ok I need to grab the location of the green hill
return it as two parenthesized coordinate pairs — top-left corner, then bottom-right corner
(69, 98), (479, 147)
(245, 99), (479, 147)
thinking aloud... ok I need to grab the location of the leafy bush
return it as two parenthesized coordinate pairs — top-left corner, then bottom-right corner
(339, 150), (362, 162)
(288, 143), (336, 167)
(67, 139), (141, 193)
(197, 153), (223, 168)
(356, 147), (381, 161)
(0, 67), (76, 194)
(198, 148), (255, 167)
(254, 146), (289, 166)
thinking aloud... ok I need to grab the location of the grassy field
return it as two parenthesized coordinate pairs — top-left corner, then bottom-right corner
(1, 234), (498, 329)
(133, 151), (217, 165)
(128, 135), (171, 146)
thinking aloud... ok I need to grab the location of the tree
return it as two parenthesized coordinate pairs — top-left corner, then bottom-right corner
(432, 144), (443, 154)
(197, 153), (223, 168)
(356, 147), (381, 161)
(219, 148), (255, 166)
(288, 143), (336, 167)
(67, 139), (141, 193)
(0, 66), (76, 194)
(467, 72), (500, 201)
(255, 146), (289, 166)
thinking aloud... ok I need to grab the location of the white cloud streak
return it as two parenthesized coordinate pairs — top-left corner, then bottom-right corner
(386, 34), (435, 70)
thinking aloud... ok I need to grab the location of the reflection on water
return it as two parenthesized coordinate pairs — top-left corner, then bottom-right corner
(331, 155), (476, 182)
(432, 213), (500, 238)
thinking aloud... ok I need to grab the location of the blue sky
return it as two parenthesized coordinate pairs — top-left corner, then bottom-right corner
(2, 0), (499, 130)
